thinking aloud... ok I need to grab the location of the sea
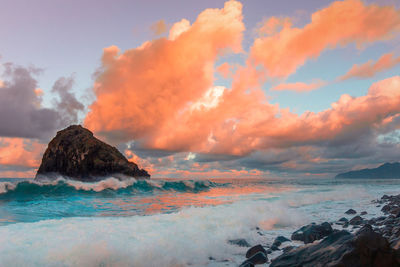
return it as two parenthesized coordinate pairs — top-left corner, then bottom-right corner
(0, 177), (399, 267)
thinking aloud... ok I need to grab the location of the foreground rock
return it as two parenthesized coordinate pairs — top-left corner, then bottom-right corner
(291, 222), (333, 244)
(271, 224), (400, 267)
(35, 125), (150, 181)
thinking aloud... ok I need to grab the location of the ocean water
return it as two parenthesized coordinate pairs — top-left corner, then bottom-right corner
(0, 177), (399, 266)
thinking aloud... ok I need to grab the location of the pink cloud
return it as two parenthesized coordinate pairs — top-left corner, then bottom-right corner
(250, 0), (400, 78)
(0, 137), (45, 168)
(339, 53), (400, 80)
(271, 80), (326, 92)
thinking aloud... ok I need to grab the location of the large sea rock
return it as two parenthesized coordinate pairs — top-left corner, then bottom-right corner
(35, 125), (150, 181)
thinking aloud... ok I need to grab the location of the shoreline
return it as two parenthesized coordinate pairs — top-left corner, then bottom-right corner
(237, 193), (400, 266)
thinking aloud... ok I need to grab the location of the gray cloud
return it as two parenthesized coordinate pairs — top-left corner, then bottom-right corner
(0, 63), (84, 140)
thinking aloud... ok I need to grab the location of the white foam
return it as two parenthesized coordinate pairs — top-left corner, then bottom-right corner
(0, 198), (307, 267)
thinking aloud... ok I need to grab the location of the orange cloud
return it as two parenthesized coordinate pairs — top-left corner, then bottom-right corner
(84, 0), (400, 159)
(0, 137), (45, 168)
(339, 53), (400, 80)
(85, 0), (245, 144)
(271, 80), (326, 92)
(250, 0), (400, 78)
(216, 62), (232, 78)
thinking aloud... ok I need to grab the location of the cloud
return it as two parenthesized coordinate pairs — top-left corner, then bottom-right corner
(0, 63), (84, 139)
(271, 80), (326, 92)
(250, 0), (400, 78)
(85, 0), (245, 144)
(339, 52), (400, 80)
(0, 137), (45, 168)
(82, 0), (400, 177)
(151, 20), (167, 36)
(52, 76), (85, 126)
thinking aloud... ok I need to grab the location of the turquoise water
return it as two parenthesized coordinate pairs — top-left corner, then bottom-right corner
(0, 177), (399, 266)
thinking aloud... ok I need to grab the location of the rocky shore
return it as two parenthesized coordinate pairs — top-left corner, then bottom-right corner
(235, 193), (400, 267)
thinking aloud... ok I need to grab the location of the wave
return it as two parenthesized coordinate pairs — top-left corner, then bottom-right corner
(0, 177), (222, 198)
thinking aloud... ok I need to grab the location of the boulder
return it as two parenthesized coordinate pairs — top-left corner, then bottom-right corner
(240, 252), (267, 266)
(272, 236), (290, 248)
(271, 225), (400, 267)
(35, 125), (150, 181)
(246, 244), (267, 258)
(291, 222), (333, 244)
(345, 208), (357, 215)
(349, 215), (363, 225)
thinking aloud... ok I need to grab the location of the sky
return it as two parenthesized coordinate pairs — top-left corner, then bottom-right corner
(1, 0), (400, 179)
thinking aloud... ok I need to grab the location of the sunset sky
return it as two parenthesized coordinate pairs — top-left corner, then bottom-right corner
(1, 0), (400, 179)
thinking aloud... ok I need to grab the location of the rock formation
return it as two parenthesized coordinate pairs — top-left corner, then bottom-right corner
(35, 125), (150, 181)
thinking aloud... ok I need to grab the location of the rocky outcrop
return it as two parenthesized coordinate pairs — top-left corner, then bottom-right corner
(291, 222), (333, 244)
(35, 125), (150, 181)
(271, 225), (400, 267)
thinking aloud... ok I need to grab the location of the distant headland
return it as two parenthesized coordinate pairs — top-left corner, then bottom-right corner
(335, 162), (400, 179)
(35, 125), (150, 182)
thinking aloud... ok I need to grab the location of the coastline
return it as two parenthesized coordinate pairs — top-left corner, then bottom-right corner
(238, 192), (400, 266)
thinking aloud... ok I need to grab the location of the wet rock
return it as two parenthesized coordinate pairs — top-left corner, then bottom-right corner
(245, 244), (266, 259)
(382, 204), (392, 213)
(291, 222), (333, 244)
(349, 215), (363, 225)
(35, 125), (150, 181)
(271, 225), (400, 267)
(229, 239), (251, 247)
(246, 252), (268, 265)
(345, 208), (357, 215)
(282, 246), (294, 253)
(272, 236), (290, 247)
(360, 211), (368, 215)
(239, 261), (254, 267)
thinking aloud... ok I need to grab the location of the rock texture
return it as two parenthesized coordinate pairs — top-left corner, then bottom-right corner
(271, 225), (400, 267)
(35, 125), (150, 181)
(291, 222), (333, 244)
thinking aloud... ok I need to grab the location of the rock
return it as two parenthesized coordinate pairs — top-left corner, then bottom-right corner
(382, 204), (392, 213)
(282, 246), (294, 253)
(229, 239), (251, 247)
(349, 215), (363, 225)
(245, 244), (266, 258)
(345, 208), (357, 215)
(239, 262), (254, 267)
(338, 217), (348, 222)
(272, 236), (290, 247)
(240, 252), (268, 266)
(271, 225), (400, 267)
(360, 211), (368, 215)
(291, 222), (333, 244)
(35, 125), (150, 181)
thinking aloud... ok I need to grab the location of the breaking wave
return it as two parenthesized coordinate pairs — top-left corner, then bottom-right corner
(0, 178), (222, 198)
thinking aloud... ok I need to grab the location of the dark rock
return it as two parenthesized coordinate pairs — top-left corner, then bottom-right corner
(271, 225), (400, 267)
(349, 215), (363, 225)
(291, 222), (333, 244)
(338, 217), (348, 222)
(270, 245), (280, 251)
(382, 204), (392, 213)
(35, 125), (150, 181)
(345, 208), (357, 215)
(246, 244), (266, 258)
(229, 239), (251, 247)
(342, 222), (349, 228)
(239, 261), (254, 267)
(272, 236), (290, 247)
(282, 246), (294, 253)
(360, 211), (368, 215)
(245, 252), (268, 265)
